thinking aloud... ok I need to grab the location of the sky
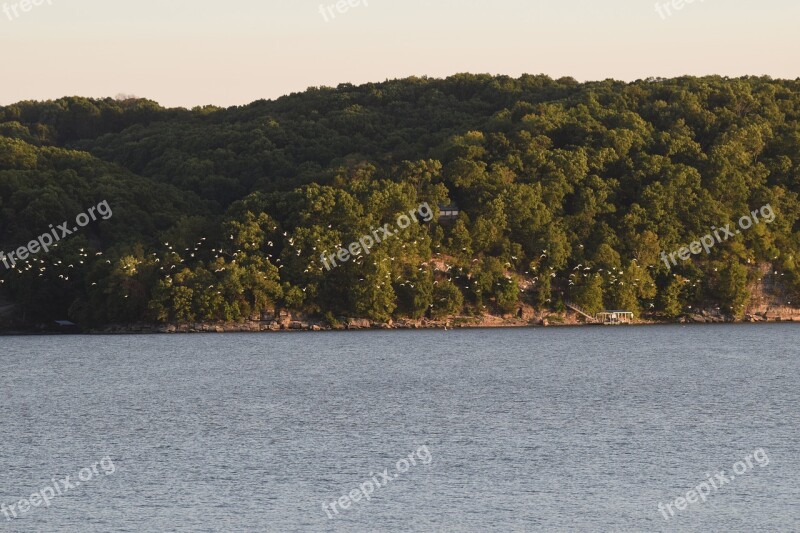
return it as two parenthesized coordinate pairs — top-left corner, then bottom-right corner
(1, 0), (798, 108)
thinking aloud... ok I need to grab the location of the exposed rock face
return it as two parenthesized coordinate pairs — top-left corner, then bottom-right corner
(347, 318), (371, 329)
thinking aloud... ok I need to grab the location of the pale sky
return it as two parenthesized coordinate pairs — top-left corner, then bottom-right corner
(1, 0), (798, 108)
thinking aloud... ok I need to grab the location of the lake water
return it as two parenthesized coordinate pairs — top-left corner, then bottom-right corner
(1, 324), (798, 532)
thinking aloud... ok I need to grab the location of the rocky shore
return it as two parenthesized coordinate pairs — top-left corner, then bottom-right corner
(83, 306), (800, 334)
(3, 306), (798, 335)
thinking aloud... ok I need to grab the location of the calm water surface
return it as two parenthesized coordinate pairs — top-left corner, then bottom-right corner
(1, 324), (798, 532)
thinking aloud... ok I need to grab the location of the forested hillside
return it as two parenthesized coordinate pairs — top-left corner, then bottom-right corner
(1, 74), (799, 327)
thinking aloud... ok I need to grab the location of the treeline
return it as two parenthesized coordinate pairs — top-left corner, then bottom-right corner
(0, 74), (799, 326)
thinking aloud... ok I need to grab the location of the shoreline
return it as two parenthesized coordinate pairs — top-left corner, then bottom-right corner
(2, 310), (797, 336)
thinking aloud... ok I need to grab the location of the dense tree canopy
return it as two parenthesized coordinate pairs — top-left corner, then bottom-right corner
(1, 75), (799, 326)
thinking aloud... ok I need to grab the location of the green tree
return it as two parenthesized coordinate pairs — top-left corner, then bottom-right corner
(572, 273), (604, 316)
(658, 275), (686, 319)
(432, 279), (463, 319)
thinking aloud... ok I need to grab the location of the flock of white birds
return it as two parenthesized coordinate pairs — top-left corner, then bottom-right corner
(0, 227), (790, 311)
